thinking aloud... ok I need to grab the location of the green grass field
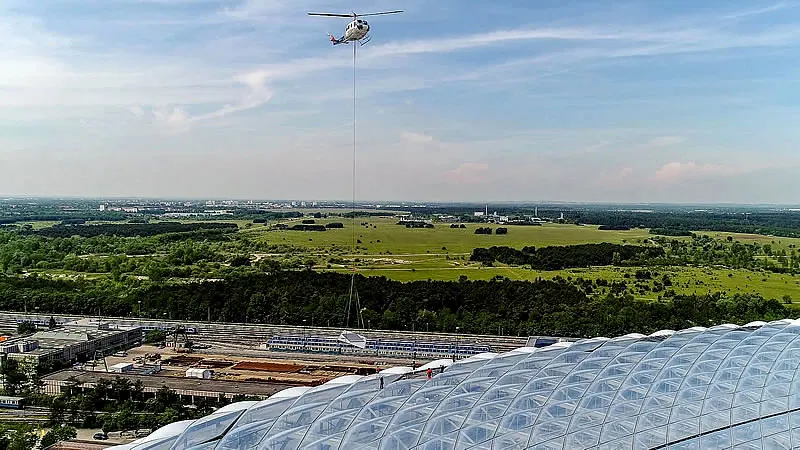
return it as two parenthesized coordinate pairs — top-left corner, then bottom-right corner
(237, 217), (800, 301)
(245, 217), (652, 255)
(13, 217), (800, 301)
(16, 221), (60, 230)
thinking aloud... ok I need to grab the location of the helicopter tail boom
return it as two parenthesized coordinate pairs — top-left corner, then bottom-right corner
(328, 33), (345, 45)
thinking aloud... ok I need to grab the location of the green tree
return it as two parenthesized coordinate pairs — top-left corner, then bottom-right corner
(0, 423), (38, 450)
(611, 252), (622, 265)
(229, 255), (251, 267)
(49, 395), (68, 425)
(155, 408), (180, 428)
(0, 358), (27, 396)
(16, 321), (36, 335)
(40, 425), (77, 448)
(144, 330), (166, 344)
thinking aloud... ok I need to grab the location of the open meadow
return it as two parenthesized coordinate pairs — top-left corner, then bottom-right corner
(238, 216), (800, 301)
(6, 215), (799, 303)
(244, 217), (652, 254)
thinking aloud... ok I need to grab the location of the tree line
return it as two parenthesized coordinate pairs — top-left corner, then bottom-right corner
(467, 237), (799, 274)
(25, 222), (238, 239)
(0, 270), (791, 338)
(649, 228), (694, 236)
(569, 210), (800, 238)
(289, 224), (328, 231)
(44, 380), (231, 433)
(0, 213), (127, 225)
(469, 243), (665, 270)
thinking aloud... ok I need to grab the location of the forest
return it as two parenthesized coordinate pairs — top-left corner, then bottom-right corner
(26, 222), (238, 238)
(470, 236), (799, 274)
(0, 214), (126, 225)
(569, 210), (800, 238)
(469, 243), (665, 269)
(0, 270), (791, 338)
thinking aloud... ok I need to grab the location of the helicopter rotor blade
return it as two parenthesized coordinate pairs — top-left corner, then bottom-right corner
(308, 12), (356, 18)
(358, 10), (403, 17)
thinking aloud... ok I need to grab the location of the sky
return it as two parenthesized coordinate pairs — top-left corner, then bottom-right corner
(2, 0), (800, 203)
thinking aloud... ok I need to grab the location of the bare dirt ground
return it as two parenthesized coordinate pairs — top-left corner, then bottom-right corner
(95, 345), (393, 386)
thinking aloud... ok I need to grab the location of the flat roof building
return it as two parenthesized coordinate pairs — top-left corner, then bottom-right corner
(0, 320), (141, 365)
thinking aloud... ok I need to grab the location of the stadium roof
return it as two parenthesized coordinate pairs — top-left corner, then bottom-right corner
(109, 319), (800, 449)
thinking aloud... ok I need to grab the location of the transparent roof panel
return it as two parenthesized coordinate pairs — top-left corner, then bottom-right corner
(104, 320), (800, 450)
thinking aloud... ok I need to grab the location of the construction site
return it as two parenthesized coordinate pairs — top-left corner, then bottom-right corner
(0, 311), (539, 403)
(139, 345), (379, 386)
(41, 343), (387, 403)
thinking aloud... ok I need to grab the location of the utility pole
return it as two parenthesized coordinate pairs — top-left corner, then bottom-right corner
(412, 335), (417, 369)
(455, 327), (461, 361)
(303, 319), (307, 351)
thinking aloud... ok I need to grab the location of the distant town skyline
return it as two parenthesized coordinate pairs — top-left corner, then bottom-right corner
(2, 0), (800, 203)
(4, 197), (800, 209)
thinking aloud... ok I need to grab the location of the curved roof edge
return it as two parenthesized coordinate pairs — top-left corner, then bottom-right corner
(109, 318), (800, 450)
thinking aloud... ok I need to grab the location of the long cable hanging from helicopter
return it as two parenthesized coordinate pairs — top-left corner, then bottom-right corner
(308, 9), (403, 332)
(349, 37), (358, 330)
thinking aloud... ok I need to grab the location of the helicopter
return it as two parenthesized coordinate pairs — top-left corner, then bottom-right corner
(307, 10), (403, 46)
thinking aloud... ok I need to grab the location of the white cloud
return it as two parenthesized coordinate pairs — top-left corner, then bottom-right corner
(653, 161), (730, 182)
(222, 0), (290, 20)
(400, 131), (434, 144)
(721, 2), (794, 20)
(7, 2), (800, 120)
(4, 2), (800, 202)
(648, 136), (685, 148)
(444, 162), (490, 185)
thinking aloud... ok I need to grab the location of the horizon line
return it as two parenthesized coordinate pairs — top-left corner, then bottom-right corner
(2, 195), (800, 208)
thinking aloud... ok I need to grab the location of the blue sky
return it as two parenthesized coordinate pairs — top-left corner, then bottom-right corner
(2, 0), (800, 203)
